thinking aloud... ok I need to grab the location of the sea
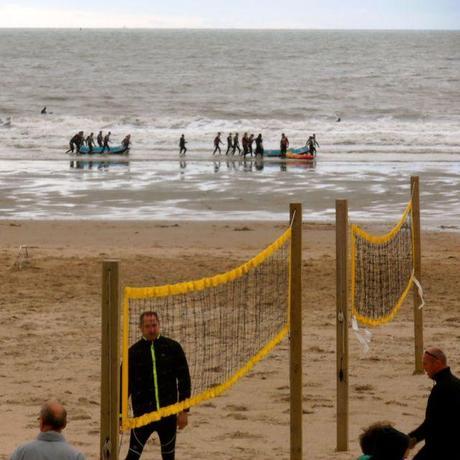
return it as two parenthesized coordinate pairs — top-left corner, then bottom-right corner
(0, 29), (459, 226)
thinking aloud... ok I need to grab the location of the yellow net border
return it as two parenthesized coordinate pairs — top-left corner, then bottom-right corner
(121, 227), (292, 431)
(350, 200), (414, 327)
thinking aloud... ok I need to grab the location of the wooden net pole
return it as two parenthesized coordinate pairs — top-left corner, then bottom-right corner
(289, 203), (303, 460)
(336, 199), (349, 451)
(411, 176), (424, 374)
(101, 260), (120, 460)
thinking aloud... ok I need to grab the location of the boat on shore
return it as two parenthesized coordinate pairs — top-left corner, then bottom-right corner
(75, 145), (129, 155)
(264, 146), (316, 160)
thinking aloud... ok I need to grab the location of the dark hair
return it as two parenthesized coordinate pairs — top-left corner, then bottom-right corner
(139, 311), (159, 327)
(360, 422), (409, 459)
(40, 403), (67, 431)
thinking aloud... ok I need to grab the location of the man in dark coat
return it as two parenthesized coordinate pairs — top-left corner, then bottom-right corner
(408, 347), (460, 459)
(124, 311), (191, 460)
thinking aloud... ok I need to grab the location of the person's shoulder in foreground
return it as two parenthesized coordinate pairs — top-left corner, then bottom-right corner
(10, 400), (85, 460)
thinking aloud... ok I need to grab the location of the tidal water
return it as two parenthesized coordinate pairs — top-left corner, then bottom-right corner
(0, 29), (458, 226)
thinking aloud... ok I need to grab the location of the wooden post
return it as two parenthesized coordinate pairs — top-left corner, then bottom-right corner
(289, 203), (303, 460)
(100, 260), (120, 460)
(411, 176), (424, 374)
(336, 200), (349, 451)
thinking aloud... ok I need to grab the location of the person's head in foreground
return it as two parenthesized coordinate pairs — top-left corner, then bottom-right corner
(423, 347), (447, 379)
(10, 400), (86, 460)
(358, 421), (409, 460)
(40, 400), (67, 432)
(139, 310), (160, 341)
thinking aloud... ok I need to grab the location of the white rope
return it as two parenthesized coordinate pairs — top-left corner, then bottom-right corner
(351, 316), (372, 353)
(411, 270), (425, 310)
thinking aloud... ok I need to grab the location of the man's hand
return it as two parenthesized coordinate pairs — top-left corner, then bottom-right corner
(177, 411), (188, 430)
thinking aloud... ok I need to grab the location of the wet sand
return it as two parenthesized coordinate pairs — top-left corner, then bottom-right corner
(0, 220), (459, 459)
(0, 159), (459, 229)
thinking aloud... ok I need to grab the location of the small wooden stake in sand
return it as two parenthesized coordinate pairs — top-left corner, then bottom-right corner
(11, 245), (31, 271)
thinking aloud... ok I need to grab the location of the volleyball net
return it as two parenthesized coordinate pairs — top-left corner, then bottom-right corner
(350, 200), (415, 327)
(121, 227), (291, 430)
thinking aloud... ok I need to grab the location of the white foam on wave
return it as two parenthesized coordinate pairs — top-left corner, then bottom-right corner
(0, 114), (459, 161)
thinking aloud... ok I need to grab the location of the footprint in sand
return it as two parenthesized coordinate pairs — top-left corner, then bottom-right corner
(385, 400), (408, 407)
(226, 412), (248, 420)
(224, 404), (248, 412)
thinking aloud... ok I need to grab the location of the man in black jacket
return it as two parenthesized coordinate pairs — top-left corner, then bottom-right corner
(408, 347), (460, 459)
(125, 311), (191, 460)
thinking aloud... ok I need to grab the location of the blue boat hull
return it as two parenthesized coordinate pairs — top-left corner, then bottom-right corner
(265, 146), (316, 159)
(77, 145), (129, 155)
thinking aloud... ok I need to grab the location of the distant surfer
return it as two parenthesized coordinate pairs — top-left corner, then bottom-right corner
(0, 117), (12, 128)
(97, 131), (103, 147)
(280, 133), (289, 158)
(41, 106), (47, 114)
(179, 134), (187, 156)
(213, 132), (223, 155)
(336, 117), (341, 122)
(225, 133), (233, 155)
(86, 132), (95, 153)
(101, 131), (111, 153)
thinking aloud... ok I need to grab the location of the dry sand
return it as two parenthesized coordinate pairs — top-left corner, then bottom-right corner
(0, 220), (459, 459)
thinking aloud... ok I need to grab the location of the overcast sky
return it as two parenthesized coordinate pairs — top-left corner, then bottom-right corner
(0, 0), (459, 29)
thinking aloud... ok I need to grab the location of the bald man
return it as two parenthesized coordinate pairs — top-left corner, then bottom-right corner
(408, 348), (460, 459)
(10, 401), (85, 460)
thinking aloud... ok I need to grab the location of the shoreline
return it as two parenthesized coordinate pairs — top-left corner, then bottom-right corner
(1, 159), (458, 229)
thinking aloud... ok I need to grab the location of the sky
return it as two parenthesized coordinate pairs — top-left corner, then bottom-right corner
(0, 0), (459, 29)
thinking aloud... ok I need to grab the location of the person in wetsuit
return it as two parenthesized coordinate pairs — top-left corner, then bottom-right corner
(312, 133), (319, 153)
(242, 133), (249, 156)
(123, 311), (191, 460)
(67, 131), (84, 153)
(97, 131), (103, 148)
(307, 133), (320, 156)
(86, 132), (95, 153)
(213, 132), (223, 155)
(122, 134), (131, 150)
(179, 134), (187, 156)
(280, 133), (289, 158)
(101, 131), (111, 153)
(248, 134), (255, 157)
(225, 133), (233, 155)
(232, 133), (241, 155)
(255, 133), (264, 156)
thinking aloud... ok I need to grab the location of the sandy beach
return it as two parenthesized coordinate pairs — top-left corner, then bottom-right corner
(1, 219), (459, 459)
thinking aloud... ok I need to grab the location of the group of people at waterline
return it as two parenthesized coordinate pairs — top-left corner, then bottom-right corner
(66, 131), (131, 154)
(180, 132), (319, 157)
(66, 131), (318, 157)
